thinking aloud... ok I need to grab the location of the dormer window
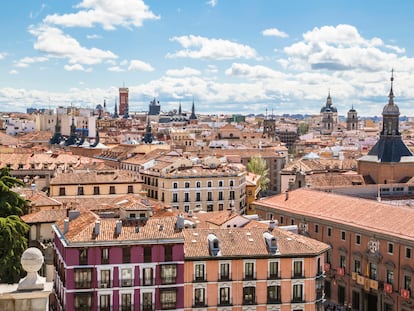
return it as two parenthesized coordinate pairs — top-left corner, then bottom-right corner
(263, 232), (278, 254)
(207, 234), (220, 256)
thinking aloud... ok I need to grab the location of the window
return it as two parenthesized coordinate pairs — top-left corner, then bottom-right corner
(161, 264), (177, 284)
(229, 191), (235, 200)
(340, 255), (346, 271)
(341, 230), (346, 241)
(315, 224), (319, 233)
(185, 182), (190, 188)
(327, 227), (332, 237)
(404, 275), (412, 291)
(291, 219), (295, 225)
(75, 293), (92, 310)
(160, 289), (177, 310)
(144, 247), (152, 263)
(352, 291), (360, 310)
(386, 269), (394, 285)
(196, 181), (201, 188)
(142, 292), (153, 311)
(94, 186), (100, 195)
(280, 216), (284, 224)
(244, 262), (255, 280)
(59, 187), (66, 196)
(355, 234), (361, 245)
(369, 262), (377, 280)
(120, 268), (132, 287)
(79, 248), (88, 265)
(219, 287), (230, 305)
(127, 185), (133, 194)
(219, 181), (223, 187)
(194, 288), (205, 306)
(293, 260), (303, 277)
(207, 181), (212, 187)
(406, 247), (412, 259)
(267, 285), (281, 303)
(173, 182), (178, 189)
(123, 248), (130, 263)
(338, 285), (345, 305)
(269, 261), (279, 279)
(101, 248), (109, 264)
(172, 193), (178, 203)
(99, 294), (110, 311)
(109, 186), (116, 194)
(142, 267), (154, 286)
(207, 204), (213, 212)
(207, 191), (213, 201)
(75, 268), (92, 289)
(121, 293), (132, 311)
(218, 191), (224, 200)
(184, 205), (189, 213)
(354, 259), (361, 274)
(243, 287), (256, 305)
(195, 264), (205, 281)
(292, 284), (303, 302)
(77, 186), (84, 195)
(184, 192), (190, 202)
(220, 263), (230, 281)
(196, 192), (201, 201)
(100, 269), (111, 288)
(164, 245), (173, 262)
(388, 243), (394, 254)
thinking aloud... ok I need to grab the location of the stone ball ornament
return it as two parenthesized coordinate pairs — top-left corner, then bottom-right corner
(17, 247), (46, 291)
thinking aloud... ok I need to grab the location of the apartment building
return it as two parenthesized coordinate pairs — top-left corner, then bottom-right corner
(49, 170), (142, 198)
(183, 225), (330, 311)
(53, 209), (185, 311)
(252, 188), (414, 311)
(123, 151), (246, 213)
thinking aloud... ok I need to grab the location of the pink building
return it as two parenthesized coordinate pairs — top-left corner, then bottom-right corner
(53, 208), (185, 311)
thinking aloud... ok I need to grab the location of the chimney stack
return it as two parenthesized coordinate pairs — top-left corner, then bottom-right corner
(116, 220), (122, 235)
(63, 219), (69, 234)
(285, 190), (289, 201)
(94, 220), (100, 236)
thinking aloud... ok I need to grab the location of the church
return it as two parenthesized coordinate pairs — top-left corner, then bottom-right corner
(358, 71), (414, 184)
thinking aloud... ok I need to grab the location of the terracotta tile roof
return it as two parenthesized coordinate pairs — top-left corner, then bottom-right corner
(50, 170), (137, 185)
(55, 210), (184, 244)
(305, 172), (365, 188)
(254, 188), (414, 240)
(183, 227), (330, 258)
(22, 209), (67, 224)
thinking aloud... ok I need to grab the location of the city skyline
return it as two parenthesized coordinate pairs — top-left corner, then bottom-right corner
(2, 0), (414, 116)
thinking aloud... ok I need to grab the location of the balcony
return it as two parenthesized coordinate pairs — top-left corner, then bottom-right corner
(218, 273), (232, 282)
(141, 278), (155, 286)
(218, 299), (232, 306)
(75, 281), (92, 289)
(291, 297), (304, 303)
(120, 279), (133, 287)
(268, 273), (280, 280)
(142, 304), (154, 311)
(192, 300), (207, 308)
(292, 271), (305, 279)
(193, 274), (207, 282)
(98, 280), (112, 288)
(243, 272), (256, 281)
(267, 298), (281, 304)
(161, 277), (176, 285)
(120, 305), (134, 311)
(242, 296), (257, 305)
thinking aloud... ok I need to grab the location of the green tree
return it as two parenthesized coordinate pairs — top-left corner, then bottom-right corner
(247, 155), (270, 194)
(0, 167), (29, 283)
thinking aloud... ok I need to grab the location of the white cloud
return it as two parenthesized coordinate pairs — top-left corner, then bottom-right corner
(167, 35), (258, 60)
(262, 28), (288, 38)
(128, 60), (154, 72)
(225, 63), (284, 80)
(0, 52), (7, 60)
(29, 25), (118, 65)
(64, 64), (89, 71)
(15, 56), (49, 68)
(207, 0), (218, 7)
(43, 0), (159, 30)
(86, 34), (102, 39)
(108, 66), (124, 72)
(166, 67), (201, 77)
(9, 70), (18, 75)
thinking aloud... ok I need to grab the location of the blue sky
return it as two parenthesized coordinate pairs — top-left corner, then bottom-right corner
(2, 0), (414, 116)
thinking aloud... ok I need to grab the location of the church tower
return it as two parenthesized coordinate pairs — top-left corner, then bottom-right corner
(320, 92), (338, 134)
(358, 71), (414, 183)
(346, 105), (358, 131)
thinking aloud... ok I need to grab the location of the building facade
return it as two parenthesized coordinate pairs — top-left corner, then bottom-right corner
(53, 210), (185, 311)
(252, 188), (414, 311)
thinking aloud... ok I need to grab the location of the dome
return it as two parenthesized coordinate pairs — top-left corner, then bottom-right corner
(383, 103), (400, 115)
(320, 105), (337, 113)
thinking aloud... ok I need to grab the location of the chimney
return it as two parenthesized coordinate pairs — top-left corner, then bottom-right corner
(63, 218), (69, 234)
(116, 220), (122, 235)
(94, 220), (100, 236)
(68, 210), (81, 221)
(285, 190), (289, 201)
(269, 219), (277, 231)
(176, 214), (185, 230)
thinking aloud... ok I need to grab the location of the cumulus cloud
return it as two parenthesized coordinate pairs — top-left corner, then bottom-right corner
(43, 0), (159, 30)
(9, 70), (18, 75)
(262, 28), (288, 38)
(167, 35), (258, 60)
(15, 56), (49, 68)
(166, 67), (201, 77)
(225, 63), (284, 80)
(282, 24), (414, 73)
(29, 25), (118, 65)
(64, 64), (89, 71)
(0, 52), (7, 60)
(108, 66), (124, 72)
(86, 34), (102, 39)
(128, 60), (154, 71)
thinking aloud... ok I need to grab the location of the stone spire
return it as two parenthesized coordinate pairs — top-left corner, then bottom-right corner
(189, 99), (197, 120)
